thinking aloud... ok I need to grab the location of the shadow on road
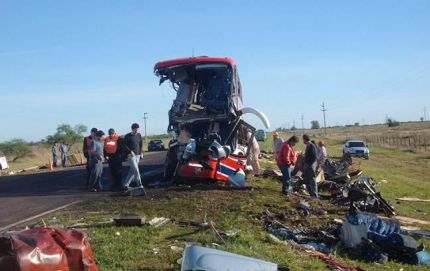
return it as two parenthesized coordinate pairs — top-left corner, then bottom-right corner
(0, 164), (163, 197)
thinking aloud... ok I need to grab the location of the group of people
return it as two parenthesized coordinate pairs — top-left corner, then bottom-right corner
(273, 131), (328, 198)
(51, 142), (68, 168)
(82, 123), (146, 193)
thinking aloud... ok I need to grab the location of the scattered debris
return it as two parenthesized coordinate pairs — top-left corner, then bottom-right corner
(170, 245), (184, 253)
(113, 215), (145, 226)
(209, 221), (225, 244)
(68, 220), (113, 229)
(261, 168), (282, 179)
(268, 234), (364, 271)
(148, 217), (171, 227)
(0, 227), (98, 271)
(296, 200), (311, 216)
(180, 245), (278, 271)
(339, 176), (396, 216)
(341, 211), (430, 265)
(323, 155), (362, 182)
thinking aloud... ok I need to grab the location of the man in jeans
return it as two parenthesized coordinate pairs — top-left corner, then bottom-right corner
(83, 128), (98, 185)
(122, 123), (145, 195)
(303, 134), (318, 198)
(59, 141), (68, 167)
(89, 130), (105, 192)
(276, 135), (299, 196)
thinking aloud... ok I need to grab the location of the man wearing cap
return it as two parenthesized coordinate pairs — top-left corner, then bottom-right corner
(104, 128), (122, 191)
(272, 131), (284, 159)
(122, 123), (145, 194)
(303, 134), (318, 198)
(89, 130), (105, 192)
(83, 128), (98, 185)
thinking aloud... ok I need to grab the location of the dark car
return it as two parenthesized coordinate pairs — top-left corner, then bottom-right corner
(148, 139), (165, 151)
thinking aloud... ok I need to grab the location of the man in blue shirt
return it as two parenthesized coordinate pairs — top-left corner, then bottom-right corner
(89, 130), (105, 192)
(59, 142), (68, 167)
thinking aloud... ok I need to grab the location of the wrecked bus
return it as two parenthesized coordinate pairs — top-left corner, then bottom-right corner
(154, 56), (270, 186)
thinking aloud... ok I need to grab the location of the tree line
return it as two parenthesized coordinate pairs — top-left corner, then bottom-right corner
(0, 124), (87, 162)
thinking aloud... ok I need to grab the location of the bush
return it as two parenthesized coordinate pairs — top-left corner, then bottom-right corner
(0, 139), (33, 162)
(46, 124), (87, 146)
(386, 118), (400, 127)
(311, 120), (320, 129)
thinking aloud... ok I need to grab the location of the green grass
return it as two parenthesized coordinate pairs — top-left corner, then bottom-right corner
(31, 134), (430, 271)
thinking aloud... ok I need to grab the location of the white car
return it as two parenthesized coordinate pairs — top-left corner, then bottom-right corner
(343, 140), (370, 159)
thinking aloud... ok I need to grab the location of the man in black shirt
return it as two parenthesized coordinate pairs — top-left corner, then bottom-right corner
(122, 123), (145, 194)
(83, 128), (98, 185)
(303, 134), (318, 198)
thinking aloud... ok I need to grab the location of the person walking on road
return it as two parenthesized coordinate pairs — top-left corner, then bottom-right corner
(276, 135), (299, 196)
(59, 141), (68, 167)
(51, 142), (58, 168)
(89, 130), (105, 192)
(272, 131), (284, 158)
(83, 128), (98, 185)
(122, 123), (145, 194)
(104, 128), (122, 191)
(303, 134), (318, 198)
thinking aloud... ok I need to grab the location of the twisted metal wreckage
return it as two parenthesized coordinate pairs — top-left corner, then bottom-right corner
(154, 56), (270, 186)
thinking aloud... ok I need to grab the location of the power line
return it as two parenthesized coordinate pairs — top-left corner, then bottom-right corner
(301, 114), (304, 134)
(143, 112), (149, 143)
(321, 102), (327, 135)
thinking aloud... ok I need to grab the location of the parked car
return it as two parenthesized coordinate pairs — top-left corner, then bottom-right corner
(343, 140), (370, 159)
(148, 139), (165, 151)
(255, 129), (267, 141)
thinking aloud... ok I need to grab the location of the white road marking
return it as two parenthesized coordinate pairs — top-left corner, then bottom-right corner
(0, 200), (82, 233)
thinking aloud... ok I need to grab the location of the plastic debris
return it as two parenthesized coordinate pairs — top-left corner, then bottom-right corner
(148, 217), (171, 227)
(181, 245), (278, 271)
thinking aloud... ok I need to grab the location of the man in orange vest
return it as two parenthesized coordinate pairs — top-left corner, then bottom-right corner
(104, 128), (122, 191)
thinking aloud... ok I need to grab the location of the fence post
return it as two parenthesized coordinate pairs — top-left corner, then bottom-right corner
(425, 137), (428, 152)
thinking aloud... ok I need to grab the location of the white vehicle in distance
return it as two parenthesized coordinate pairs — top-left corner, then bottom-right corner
(343, 140), (370, 159)
(255, 129), (267, 141)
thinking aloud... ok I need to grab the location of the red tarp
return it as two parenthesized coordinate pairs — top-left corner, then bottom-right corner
(0, 227), (98, 271)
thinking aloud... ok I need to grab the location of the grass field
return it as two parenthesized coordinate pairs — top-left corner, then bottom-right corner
(34, 126), (430, 271)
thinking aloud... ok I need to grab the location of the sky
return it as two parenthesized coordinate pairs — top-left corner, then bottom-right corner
(0, 0), (429, 142)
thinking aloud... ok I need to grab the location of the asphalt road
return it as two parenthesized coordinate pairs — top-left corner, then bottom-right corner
(0, 151), (166, 231)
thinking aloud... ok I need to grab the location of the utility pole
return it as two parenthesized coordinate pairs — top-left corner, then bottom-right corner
(424, 106), (427, 121)
(143, 112), (149, 143)
(301, 114), (304, 134)
(321, 102), (327, 135)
